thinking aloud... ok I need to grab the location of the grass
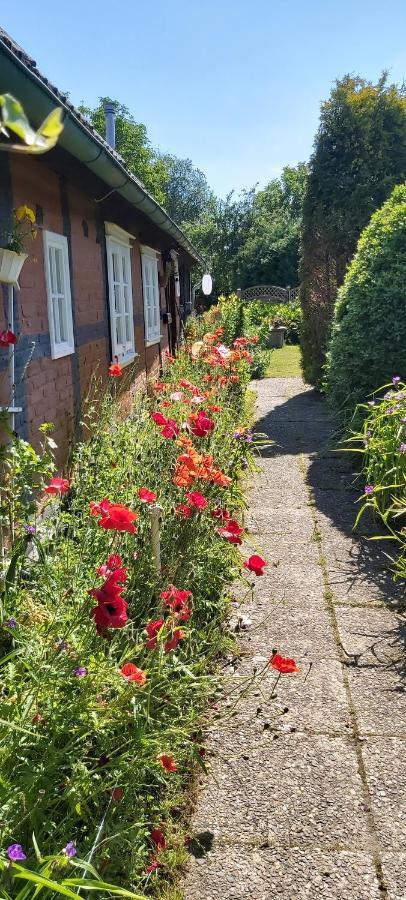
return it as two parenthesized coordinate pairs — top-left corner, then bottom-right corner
(266, 345), (302, 378)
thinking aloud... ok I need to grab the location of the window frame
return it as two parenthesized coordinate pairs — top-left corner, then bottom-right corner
(43, 230), (75, 360)
(105, 225), (137, 365)
(140, 245), (162, 346)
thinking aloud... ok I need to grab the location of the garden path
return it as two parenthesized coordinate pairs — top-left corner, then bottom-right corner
(184, 376), (406, 900)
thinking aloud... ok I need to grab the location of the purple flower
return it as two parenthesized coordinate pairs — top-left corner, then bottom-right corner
(384, 391), (395, 400)
(74, 666), (87, 678)
(364, 485), (374, 495)
(62, 841), (77, 858)
(399, 443), (406, 454)
(5, 617), (17, 629)
(7, 844), (26, 861)
(23, 524), (36, 535)
(392, 376), (401, 384)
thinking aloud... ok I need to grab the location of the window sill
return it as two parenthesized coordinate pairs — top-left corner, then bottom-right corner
(51, 346), (75, 360)
(113, 353), (139, 369)
(145, 335), (163, 348)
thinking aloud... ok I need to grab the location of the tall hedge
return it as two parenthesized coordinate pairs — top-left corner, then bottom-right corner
(300, 75), (406, 386)
(326, 184), (406, 412)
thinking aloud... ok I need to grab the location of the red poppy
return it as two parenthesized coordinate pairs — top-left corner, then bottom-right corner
(112, 787), (124, 801)
(145, 618), (164, 649)
(138, 487), (157, 503)
(98, 503), (138, 533)
(175, 503), (193, 519)
(44, 476), (70, 495)
(0, 329), (17, 346)
(90, 498), (110, 517)
(108, 363), (122, 377)
(158, 753), (177, 772)
(164, 628), (186, 653)
(217, 519), (244, 544)
(189, 410), (215, 438)
(186, 491), (208, 509)
(211, 507), (230, 521)
(161, 586), (192, 606)
(92, 595), (128, 635)
(154, 381), (166, 392)
(96, 553), (123, 578)
(161, 419), (179, 439)
(120, 662), (147, 685)
(243, 554), (267, 576)
(151, 411), (167, 426)
(150, 829), (167, 851)
(270, 652), (300, 674)
(165, 351), (175, 363)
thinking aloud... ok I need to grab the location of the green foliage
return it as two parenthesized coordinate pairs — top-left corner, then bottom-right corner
(242, 300), (302, 345)
(342, 380), (406, 581)
(300, 74), (406, 386)
(158, 155), (214, 226)
(326, 184), (406, 413)
(0, 349), (257, 896)
(235, 165), (307, 289)
(0, 94), (64, 154)
(0, 423), (55, 542)
(79, 99), (168, 205)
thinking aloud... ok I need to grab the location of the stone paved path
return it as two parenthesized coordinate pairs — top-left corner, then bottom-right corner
(184, 377), (406, 900)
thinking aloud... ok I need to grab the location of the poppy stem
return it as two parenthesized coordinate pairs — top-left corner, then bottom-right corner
(148, 503), (164, 575)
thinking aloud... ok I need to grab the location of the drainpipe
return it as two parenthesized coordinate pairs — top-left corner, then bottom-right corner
(104, 101), (116, 150)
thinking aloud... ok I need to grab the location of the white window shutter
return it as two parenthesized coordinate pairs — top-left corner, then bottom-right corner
(141, 248), (161, 344)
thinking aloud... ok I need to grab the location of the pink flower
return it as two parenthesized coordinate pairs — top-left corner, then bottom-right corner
(217, 519), (244, 544)
(169, 391), (184, 402)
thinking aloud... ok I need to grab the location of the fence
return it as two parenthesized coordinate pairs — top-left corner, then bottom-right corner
(236, 285), (299, 303)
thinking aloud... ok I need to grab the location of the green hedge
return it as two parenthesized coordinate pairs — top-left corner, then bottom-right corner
(326, 184), (406, 413)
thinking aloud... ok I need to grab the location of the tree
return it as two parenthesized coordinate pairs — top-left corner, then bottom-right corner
(234, 164), (307, 288)
(79, 98), (168, 205)
(326, 184), (406, 412)
(159, 154), (214, 225)
(300, 74), (406, 386)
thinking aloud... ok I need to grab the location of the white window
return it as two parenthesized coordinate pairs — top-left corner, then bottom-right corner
(43, 231), (74, 359)
(105, 223), (136, 364)
(141, 246), (161, 345)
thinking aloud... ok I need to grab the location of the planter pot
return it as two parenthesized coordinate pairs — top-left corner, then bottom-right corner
(0, 248), (28, 287)
(267, 325), (288, 349)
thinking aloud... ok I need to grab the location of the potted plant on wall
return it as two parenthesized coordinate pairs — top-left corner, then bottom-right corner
(0, 205), (37, 287)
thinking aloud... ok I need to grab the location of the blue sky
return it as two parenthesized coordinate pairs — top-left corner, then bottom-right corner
(3, 1), (405, 197)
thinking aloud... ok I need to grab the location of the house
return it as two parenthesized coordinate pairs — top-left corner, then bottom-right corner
(0, 29), (204, 464)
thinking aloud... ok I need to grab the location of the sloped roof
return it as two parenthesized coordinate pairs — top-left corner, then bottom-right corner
(0, 28), (205, 267)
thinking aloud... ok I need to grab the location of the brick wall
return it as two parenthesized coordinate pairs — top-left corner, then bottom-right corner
(1, 153), (176, 468)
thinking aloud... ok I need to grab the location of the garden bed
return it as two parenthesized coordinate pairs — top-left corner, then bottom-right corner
(0, 333), (261, 897)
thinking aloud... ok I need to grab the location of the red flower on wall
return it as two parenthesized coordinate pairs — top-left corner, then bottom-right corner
(120, 662), (147, 685)
(269, 652), (299, 674)
(44, 476), (70, 495)
(243, 554), (267, 576)
(108, 363), (123, 377)
(98, 503), (138, 533)
(0, 329), (17, 346)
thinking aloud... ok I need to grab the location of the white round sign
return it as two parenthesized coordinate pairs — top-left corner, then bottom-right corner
(201, 273), (213, 296)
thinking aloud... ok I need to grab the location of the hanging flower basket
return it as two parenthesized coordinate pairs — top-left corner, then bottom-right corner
(0, 248), (28, 287)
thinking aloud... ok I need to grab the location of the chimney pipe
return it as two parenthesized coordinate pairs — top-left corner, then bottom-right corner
(104, 101), (116, 149)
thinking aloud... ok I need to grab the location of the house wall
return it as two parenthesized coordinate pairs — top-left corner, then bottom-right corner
(0, 153), (176, 467)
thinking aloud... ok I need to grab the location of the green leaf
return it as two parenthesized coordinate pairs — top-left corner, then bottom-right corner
(65, 878), (147, 898)
(0, 93), (64, 154)
(12, 867), (80, 898)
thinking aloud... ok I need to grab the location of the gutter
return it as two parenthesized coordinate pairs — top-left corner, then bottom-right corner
(0, 40), (206, 268)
